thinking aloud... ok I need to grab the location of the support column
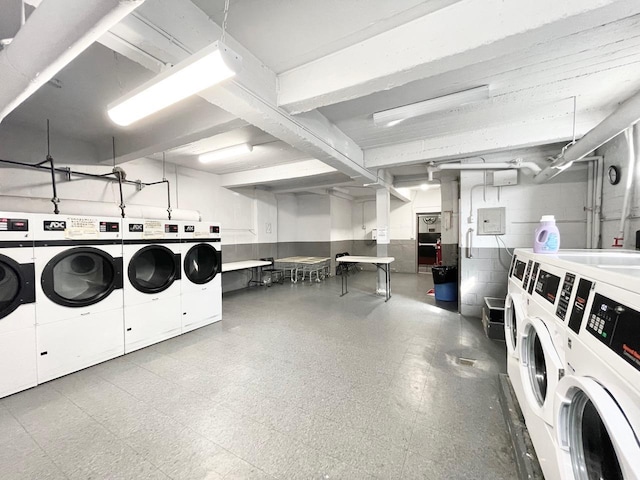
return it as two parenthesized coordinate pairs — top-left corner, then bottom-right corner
(376, 187), (391, 296)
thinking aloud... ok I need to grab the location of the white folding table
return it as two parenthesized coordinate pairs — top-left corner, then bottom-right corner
(336, 256), (395, 302)
(221, 260), (273, 287)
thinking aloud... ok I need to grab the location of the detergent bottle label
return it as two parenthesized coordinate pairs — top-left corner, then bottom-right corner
(544, 233), (559, 252)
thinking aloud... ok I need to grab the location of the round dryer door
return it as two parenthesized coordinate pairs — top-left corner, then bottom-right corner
(184, 243), (220, 284)
(0, 254), (34, 319)
(520, 315), (564, 425)
(41, 247), (119, 308)
(555, 376), (639, 480)
(128, 245), (178, 294)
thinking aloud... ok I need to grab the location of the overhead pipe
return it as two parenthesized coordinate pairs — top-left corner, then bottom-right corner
(535, 88), (640, 184)
(615, 125), (639, 247)
(0, 157), (175, 219)
(430, 158), (542, 175)
(0, 0), (145, 123)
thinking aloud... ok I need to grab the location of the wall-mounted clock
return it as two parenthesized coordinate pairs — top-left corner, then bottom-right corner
(608, 165), (621, 185)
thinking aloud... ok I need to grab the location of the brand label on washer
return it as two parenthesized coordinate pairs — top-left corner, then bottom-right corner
(43, 220), (66, 231)
(129, 223), (144, 232)
(184, 225), (195, 233)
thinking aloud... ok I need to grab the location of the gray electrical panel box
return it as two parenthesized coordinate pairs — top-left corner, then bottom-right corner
(477, 207), (506, 235)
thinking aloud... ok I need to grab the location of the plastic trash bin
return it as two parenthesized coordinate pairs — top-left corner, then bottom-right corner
(432, 265), (458, 302)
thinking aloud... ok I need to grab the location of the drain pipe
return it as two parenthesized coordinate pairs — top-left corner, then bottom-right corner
(615, 126), (639, 247)
(535, 88), (640, 184)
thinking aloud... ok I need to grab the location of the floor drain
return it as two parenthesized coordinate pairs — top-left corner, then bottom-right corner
(458, 357), (477, 367)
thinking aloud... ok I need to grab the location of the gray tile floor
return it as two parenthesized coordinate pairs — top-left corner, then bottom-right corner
(0, 272), (517, 479)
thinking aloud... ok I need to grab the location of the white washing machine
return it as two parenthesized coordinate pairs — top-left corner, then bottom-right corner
(551, 261), (640, 480)
(123, 218), (181, 352)
(34, 214), (124, 383)
(0, 213), (37, 398)
(179, 221), (222, 333)
(510, 249), (640, 480)
(508, 250), (565, 479)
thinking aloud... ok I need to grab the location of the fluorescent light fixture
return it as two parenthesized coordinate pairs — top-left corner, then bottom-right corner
(373, 85), (490, 126)
(108, 41), (242, 126)
(199, 143), (253, 163)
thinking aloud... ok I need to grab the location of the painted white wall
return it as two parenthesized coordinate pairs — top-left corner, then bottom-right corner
(352, 187), (442, 241)
(596, 132), (640, 249)
(459, 158), (589, 251)
(0, 122), (98, 165)
(297, 194), (331, 242)
(276, 194), (298, 242)
(330, 196), (353, 241)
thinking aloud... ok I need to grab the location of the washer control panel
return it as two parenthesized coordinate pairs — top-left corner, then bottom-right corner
(512, 259), (526, 281)
(523, 260), (533, 291)
(588, 293), (640, 372)
(528, 262), (540, 295)
(0, 217), (29, 231)
(556, 272), (576, 321)
(534, 269), (560, 304)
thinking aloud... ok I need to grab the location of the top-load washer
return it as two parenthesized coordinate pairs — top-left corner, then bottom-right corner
(0, 213), (37, 398)
(33, 214), (124, 383)
(123, 218), (181, 352)
(179, 221), (221, 333)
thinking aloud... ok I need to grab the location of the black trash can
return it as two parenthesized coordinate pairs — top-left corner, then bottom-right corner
(432, 266), (458, 302)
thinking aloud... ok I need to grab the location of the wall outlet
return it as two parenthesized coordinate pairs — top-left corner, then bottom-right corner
(265, 222), (272, 234)
(477, 207), (506, 235)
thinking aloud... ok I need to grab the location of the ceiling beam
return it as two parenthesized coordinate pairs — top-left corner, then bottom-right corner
(364, 109), (605, 169)
(220, 159), (336, 188)
(97, 108), (246, 164)
(99, 0), (392, 187)
(277, 0), (640, 114)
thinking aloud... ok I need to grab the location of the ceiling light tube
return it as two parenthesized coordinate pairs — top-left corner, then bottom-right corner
(373, 85), (490, 126)
(199, 143), (253, 163)
(108, 41), (242, 126)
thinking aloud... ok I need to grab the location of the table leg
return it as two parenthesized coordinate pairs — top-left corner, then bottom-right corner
(340, 266), (348, 296)
(385, 264), (391, 302)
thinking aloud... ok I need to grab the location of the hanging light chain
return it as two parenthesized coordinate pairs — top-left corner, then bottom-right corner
(221, 0), (230, 43)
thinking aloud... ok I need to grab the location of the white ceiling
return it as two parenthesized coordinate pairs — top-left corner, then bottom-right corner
(193, 0), (461, 73)
(1, 0), (640, 195)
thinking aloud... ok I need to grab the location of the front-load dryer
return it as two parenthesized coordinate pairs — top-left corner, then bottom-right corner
(33, 214), (124, 383)
(0, 213), (37, 398)
(123, 218), (181, 352)
(179, 221), (222, 333)
(553, 262), (640, 480)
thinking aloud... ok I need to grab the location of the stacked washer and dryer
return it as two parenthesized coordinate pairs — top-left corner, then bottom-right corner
(0, 211), (223, 399)
(506, 249), (640, 480)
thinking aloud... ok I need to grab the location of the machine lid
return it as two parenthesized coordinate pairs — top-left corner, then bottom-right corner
(183, 243), (219, 285)
(0, 254), (34, 318)
(128, 245), (179, 294)
(41, 247), (121, 308)
(557, 376), (639, 480)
